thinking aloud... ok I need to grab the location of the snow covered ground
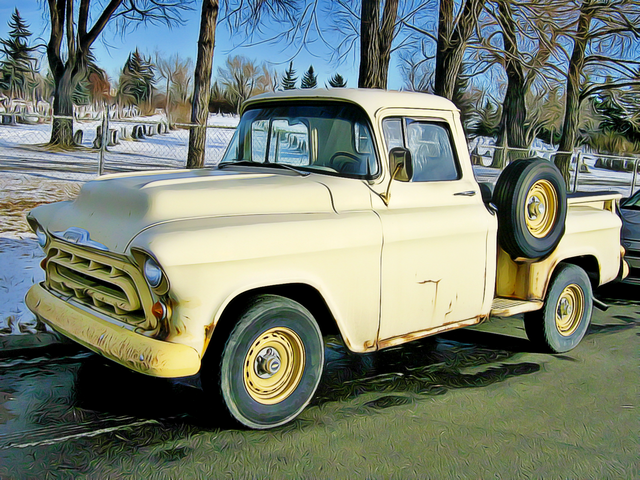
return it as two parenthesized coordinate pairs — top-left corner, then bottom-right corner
(0, 113), (238, 182)
(0, 117), (638, 335)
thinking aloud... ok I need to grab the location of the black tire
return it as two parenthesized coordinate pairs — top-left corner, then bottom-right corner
(524, 263), (593, 353)
(494, 158), (567, 259)
(205, 295), (324, 429)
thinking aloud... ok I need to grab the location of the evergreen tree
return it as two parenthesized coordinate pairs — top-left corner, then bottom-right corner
(593, 91), (640, 145)
(0, 9), (38, 100)
(118, 49), (156, 106)
(301, 65), (317, 89)
(328, 73), (347, 88)
(281, 62), (297, 90)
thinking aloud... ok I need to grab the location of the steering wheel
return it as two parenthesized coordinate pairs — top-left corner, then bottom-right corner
(329, 152), (362, 173)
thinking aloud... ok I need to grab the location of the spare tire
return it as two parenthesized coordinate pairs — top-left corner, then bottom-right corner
(494, 158), (567, 259)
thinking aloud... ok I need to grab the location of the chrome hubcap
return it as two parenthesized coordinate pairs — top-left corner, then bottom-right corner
(557, 297), (573, 318)
(255, 347), (282, 379)
(527, 195), (545, 220)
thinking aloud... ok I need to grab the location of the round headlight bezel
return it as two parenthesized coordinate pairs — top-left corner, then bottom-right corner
(144, 257), (164, 289)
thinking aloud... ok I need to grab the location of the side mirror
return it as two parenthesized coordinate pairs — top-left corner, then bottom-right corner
(381, 147), (413, 206)
(389, 147), (413, 182)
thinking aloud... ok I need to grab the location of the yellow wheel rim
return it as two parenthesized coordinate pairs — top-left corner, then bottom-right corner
(525, 179), (558, 238)
(243, 327), (305, 405)
(555, 284), (584, 336)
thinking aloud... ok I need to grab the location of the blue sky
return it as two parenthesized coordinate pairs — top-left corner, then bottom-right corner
(0, 1), (406, 89)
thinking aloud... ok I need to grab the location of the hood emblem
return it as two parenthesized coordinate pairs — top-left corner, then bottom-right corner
(52, 227), (109, 252)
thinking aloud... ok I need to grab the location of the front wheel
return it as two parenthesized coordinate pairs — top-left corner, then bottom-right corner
(524, 263), (593, 353)
(206, 295), (324, 429)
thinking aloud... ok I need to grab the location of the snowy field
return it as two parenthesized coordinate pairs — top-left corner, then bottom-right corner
(0, 113), (238, 182)
(1, 117), (639, 334)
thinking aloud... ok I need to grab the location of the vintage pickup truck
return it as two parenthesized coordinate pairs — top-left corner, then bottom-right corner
(26, 89), (627, 429)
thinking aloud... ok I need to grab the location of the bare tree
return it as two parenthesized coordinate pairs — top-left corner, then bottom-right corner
(155, 52), (193, 126)
(218, 55), (274, 112)
(398, 0), (484, 99)
(44, 0), (191, 147)
(554, 0), (640, 185)
(187, 0), (219, 169)
(470, 0), (565, 167)
(224, 1), (422, 90)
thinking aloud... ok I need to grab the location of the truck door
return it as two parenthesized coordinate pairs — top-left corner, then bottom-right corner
(375, 116), (494, 344)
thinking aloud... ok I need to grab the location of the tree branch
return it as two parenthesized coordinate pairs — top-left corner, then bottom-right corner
(580, 80), (640, 102)
(83, 0), (124, 48)
(78, 0), (90, 38)
(46, 0), (66, 77)
(401, 20), (437, 42)
(65, 0), (76, 60)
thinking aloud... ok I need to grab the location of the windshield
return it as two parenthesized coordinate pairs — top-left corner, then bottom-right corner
(219, 103), (379, 179)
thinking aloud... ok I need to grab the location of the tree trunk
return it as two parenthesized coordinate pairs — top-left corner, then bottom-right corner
(50, 67), (77, 147)
(555, 1), (592, 188)
(358, 0), (381, 88)
(491, 0), (528, 168)
(377, 0), (399, 89)
(434, 0), (483, 100)
(187, 0), (219, 169)
(358, 0), (399, 89)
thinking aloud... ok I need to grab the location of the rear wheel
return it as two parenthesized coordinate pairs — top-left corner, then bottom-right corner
(204, 295), (324, 429)
(524, 263), (593, 353)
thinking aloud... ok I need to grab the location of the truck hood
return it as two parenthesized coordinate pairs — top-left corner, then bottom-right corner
(31, 168), (340, 253)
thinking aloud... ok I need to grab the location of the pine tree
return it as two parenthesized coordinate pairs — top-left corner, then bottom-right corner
(328, 73), (347, 88)
(118, 49), (156, 106)
(0, 9), (38, 100)
(281, 62), (297, 90)
(301, 65), (317, 89)
(593, 92), (640, 145)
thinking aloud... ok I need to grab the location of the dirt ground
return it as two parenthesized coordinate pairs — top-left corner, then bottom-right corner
(0, 173), (82, 239)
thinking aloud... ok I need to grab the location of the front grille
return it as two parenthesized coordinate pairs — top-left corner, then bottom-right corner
(44, 240), (158, 333)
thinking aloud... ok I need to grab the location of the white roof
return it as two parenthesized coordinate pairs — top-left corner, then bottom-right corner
(244, 88), (458, 117)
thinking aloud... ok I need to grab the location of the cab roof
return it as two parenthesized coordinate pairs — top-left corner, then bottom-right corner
(243, 88), (458, 118)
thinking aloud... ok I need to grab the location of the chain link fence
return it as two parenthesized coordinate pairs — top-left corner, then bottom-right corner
(470, 143), (640, 197)
(1, 110), (639, 196)
(0, 110), (236, 182)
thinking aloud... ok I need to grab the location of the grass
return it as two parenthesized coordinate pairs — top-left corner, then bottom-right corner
(0, 176), (82, 238)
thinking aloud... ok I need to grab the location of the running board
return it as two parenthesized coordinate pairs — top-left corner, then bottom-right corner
(491, 297), (543, 317)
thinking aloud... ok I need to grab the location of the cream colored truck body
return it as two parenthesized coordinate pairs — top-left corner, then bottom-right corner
(25, 89), (625, 377)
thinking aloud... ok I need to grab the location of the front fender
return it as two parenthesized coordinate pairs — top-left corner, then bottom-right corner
(128, 212), (383, 355)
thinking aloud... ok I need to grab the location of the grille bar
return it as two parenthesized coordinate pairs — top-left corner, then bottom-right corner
(49, 255), (141, 312)
(44, 241), (157, 332)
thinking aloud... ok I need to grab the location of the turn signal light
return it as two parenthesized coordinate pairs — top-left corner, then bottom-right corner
(152, 301), (167, 320)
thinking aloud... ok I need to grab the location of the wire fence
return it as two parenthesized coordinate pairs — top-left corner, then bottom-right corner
(1, 110), (639, 196)
(0, 111), (236, 182)
(470, 143), (640, 197)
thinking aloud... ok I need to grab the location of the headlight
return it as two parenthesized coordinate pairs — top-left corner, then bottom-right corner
(35, 225), (47, 248)
(144, 257), (163, 288)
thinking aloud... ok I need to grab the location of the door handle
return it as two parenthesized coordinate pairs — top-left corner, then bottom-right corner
(454, 190), (476, 196)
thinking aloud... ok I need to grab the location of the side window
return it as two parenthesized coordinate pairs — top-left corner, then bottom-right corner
(405, 121), (460, 182)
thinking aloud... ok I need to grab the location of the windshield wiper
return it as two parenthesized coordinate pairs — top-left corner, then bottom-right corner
(218, 161), (309, 176)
